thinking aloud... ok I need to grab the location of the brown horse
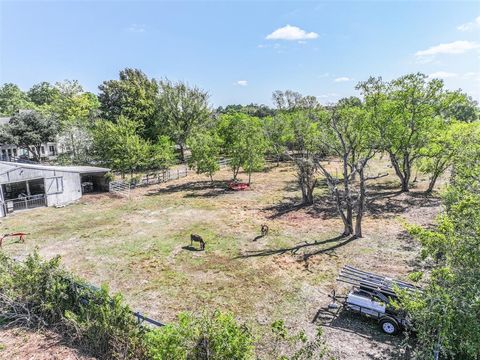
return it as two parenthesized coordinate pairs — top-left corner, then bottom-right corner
(191, 234), (206, 251)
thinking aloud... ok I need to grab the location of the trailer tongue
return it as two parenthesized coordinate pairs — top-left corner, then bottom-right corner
(330, 265), (421, 335)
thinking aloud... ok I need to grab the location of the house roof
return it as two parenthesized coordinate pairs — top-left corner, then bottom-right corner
(0, 161), (110, 176)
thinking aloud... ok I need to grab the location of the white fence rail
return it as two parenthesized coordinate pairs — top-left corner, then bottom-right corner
(109, 167), (188, 196)
(109, 181), (131, 197)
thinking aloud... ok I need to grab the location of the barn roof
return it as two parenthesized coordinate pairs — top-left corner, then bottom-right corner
(0, 161), (110, 176)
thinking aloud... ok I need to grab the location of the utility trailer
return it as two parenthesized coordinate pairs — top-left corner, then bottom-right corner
(329, 265), (421, 335)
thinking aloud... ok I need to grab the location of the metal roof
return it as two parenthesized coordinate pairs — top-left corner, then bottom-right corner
(0, 161), (110, 175)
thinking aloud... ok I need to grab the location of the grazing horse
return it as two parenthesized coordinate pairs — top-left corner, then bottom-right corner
(261, 224), (269, 237)
(190, 234), (206, 251)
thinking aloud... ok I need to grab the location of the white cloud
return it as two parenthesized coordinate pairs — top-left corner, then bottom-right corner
(334, 77), (352, 82)
(126, 24), (146, 33)
(428, 71), (458, 79)
(235, 80), (248, 86)
(457, 16), (480, 31)
(266, 25), (318, 41)
(415, 40), (479, 57)
(463, 72), (480, 81)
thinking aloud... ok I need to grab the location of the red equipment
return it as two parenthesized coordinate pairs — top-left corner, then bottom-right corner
(0, 232), (28, 247)
(227, 182), (249, 191)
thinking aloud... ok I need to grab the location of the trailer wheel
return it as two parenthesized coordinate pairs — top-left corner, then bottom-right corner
(379, 317), (399, 335)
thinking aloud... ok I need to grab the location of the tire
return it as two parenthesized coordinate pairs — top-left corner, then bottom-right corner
(379, 317), (400, 335)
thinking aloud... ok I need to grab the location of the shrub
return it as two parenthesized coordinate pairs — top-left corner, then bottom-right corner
(145, 311), (255, 360)
(0, 252), (146, 359)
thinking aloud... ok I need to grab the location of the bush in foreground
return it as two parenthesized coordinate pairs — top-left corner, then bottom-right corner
(0, 251), (331, 359)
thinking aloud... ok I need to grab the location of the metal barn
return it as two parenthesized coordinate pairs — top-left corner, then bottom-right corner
(0, 162), (110, 216)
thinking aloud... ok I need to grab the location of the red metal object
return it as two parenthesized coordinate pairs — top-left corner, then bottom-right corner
(0, 232), (28, 247)
(228, 182), (249, 191)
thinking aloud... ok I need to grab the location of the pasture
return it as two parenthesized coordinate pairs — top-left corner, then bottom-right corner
(1, 158), (443, 359)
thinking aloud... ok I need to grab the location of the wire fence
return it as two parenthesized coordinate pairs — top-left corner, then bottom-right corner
(69, 278), (165, 328)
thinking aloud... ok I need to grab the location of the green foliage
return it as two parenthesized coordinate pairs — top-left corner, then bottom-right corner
(0, 110), (59, 161)
(93, 117), (174, 177)
(358, 73), (448, 192)
(47, 81), (100, 164)
(93, 116), (150, 177)
(217, 103), (275, 118)
(145, 311), (255, 360)
(187, 129), (222, 180)
(98, 68), (159, 140)
(0, 252), (146, 359)
(0, 83), (35, 116)
(148, 135), (176, 171)
(156, 79), (211, 161)
(218, 112), (267, 183)
(417, 121), (478, 193)
(401, 133), (480, 359)
(27, 81), (60, 107)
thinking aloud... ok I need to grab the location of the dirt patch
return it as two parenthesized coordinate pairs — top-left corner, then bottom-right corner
(0, 327), (96, 360)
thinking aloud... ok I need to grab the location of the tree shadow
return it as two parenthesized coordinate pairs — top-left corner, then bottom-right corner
(235, 235), (355, 260)
(146, 180), (228, 198)
(253, 234), (266, 242)
(264, 194), (340, 221)
(367, 191), (441, 219)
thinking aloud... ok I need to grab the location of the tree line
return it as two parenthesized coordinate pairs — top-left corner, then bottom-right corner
(0, 70), (478, 237)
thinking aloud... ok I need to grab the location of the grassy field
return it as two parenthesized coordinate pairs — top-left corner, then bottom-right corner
(0, 158), (443, 359)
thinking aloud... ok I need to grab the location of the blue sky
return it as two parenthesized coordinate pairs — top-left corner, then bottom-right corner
(1, 1), (479, 106)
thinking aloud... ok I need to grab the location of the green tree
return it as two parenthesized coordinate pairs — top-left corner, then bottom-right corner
(218, 113), (267, 184)
(51, 80), (100, 162)
(283, 111), (323, 205)
(27, 81), (60, 106)
(262, 114), (292, 166)
(93, 116), (150, 178)
(0, 110), (59, 161)
(0, 83), (34, 116)
(315, 98), (381, 237)
(156, 79), (211, 162)
(439, 90), (479, 123)
(98, 68), (159, 139)
(187, 129), (222, 181)
(418, 121), (479, 193)
(147, 135), (176, 171)
(402, 135), (480, 358)
(359, 74), (446, 192)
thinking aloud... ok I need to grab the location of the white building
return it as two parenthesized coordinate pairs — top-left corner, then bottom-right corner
(0, 161), (110, 217)
(0, 116), (61, 162)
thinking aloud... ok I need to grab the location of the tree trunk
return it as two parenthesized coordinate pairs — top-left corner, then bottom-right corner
(389, 152), (410, 192)
(342, 154), (353, 236)
(248, 171), (252, 186)
(69, 130), (77, 159)
(354, 167), (366, 238)
(179, 144), (185, 163)
(426, 172), (439, 194)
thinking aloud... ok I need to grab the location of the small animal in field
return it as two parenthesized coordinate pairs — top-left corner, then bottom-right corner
(190, 234), (206, 251)
(261, 224), (269, 237)
(0, 232), (27, 247)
